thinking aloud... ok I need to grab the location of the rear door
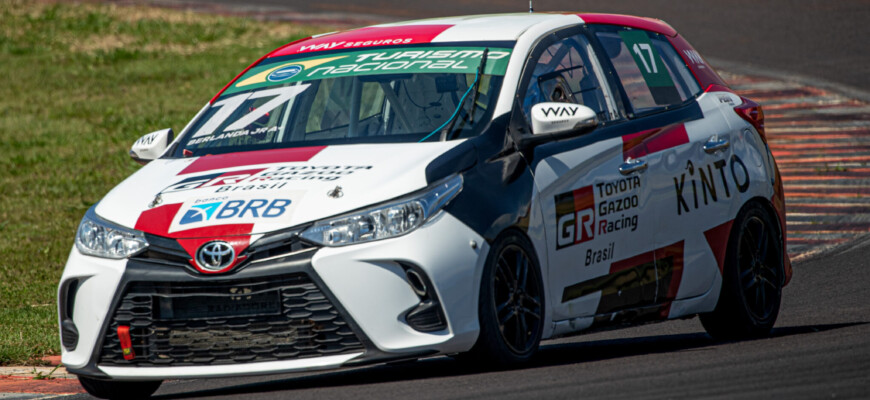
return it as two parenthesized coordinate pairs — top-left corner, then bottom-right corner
(591, 25), (730, 318)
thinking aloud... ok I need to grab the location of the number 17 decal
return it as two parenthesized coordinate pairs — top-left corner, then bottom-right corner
(632, 43), (658, 74)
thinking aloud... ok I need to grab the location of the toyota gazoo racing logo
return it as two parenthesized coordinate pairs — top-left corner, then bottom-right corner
(267, 65), (303, 82)
(554, 176), (642, 250)
(159, 165), (376, 197)
(195, 241), (235, 271)
(179, 198), (292, 226)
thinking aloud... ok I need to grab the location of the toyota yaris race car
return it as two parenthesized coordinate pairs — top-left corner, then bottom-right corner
(59, 12), (792, 399)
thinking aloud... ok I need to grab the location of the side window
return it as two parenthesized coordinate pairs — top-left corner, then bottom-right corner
(650, 37), (701, 100)
(521, 33), (619, 123)
(593, 26), (700, 115)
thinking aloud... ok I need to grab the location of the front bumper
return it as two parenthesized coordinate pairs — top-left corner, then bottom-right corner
(59, 212), (487, 380)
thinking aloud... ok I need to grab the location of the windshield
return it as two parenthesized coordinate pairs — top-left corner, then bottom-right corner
(172, 45), (512, 157)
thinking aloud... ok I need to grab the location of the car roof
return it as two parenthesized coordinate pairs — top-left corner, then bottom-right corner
(209, 12), (677, 103)
(267, 13), (677, 58)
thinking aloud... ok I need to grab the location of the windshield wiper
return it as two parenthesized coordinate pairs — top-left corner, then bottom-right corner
(418, 48), (489, 142)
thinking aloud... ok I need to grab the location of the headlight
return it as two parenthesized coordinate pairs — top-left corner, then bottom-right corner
(300, 174), (463, 246)
(75, 207), (148, 259)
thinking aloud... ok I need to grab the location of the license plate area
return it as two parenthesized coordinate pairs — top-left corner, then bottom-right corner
(154, 290), (282, 321)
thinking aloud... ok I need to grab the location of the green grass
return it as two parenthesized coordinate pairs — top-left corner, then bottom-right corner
(0, 1), (325, 365)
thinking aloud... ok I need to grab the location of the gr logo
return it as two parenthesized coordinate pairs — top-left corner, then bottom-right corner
(180, 198), (291, 225)
(555, 186), (595, 250)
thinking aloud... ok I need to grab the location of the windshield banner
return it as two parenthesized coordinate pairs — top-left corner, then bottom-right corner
(225, 46), (513, 96)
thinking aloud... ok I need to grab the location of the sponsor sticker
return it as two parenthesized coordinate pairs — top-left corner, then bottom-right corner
(267, 65), (303, 82)
(172, 196), (295, 231)
(159, 164), (374, 196)
(673, 155), (750, 216)
(225, 46), (513, 96)
(555, 176), (642, 257)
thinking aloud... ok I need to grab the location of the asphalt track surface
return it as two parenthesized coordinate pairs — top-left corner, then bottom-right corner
(41, 1), (870, 399)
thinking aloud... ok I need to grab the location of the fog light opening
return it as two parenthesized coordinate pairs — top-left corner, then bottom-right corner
(405, 269), (428, 298)
(399, 263), (448, 332)
(59, 279), (80, 350)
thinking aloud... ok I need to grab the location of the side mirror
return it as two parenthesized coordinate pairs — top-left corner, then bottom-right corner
(129, 128), (173, 165)
(520, 103), (598, 148)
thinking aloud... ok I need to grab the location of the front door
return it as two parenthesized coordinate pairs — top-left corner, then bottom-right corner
(518, 28), (658, 323)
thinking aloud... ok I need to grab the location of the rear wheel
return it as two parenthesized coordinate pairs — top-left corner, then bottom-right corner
(78, 376), (162, 400)
(469, 232), (544, 366)
(701, 202), (783, 340)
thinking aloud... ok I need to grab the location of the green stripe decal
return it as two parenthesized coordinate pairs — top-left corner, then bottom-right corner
(224, 46), (513, 96)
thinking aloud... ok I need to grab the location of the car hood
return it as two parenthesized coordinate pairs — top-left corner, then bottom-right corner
(95, 142), (464, 239)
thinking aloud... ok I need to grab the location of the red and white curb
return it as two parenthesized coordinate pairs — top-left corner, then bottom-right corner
(0, 366), (83, 399)
(724, 71), (870, 261)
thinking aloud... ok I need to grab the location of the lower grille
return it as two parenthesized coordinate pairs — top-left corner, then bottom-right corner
(99, 274), (363, 366)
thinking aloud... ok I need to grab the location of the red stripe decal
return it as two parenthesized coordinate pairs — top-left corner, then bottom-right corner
(609, 247), (655, 274)
(578, 14), (677, 37)
(178, 146), (326, 175)
(703, 220), (734, 274)
(657, 241), (685, 318)
(270, 25), (453, 57)
(134, 203), (183, 235)
(622, 124), (689, 159)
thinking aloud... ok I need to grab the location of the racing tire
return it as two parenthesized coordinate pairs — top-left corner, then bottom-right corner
(78, 376), (162, 400)
(468, 232), (544, 366)
(701, 202), (784, 340)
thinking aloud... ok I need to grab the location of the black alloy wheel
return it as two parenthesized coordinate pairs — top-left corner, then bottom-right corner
(701, 202), (783, 340)
(737, 214), (782, 321)
(492, 243), (543, 354)
(468, 232), (544, 365)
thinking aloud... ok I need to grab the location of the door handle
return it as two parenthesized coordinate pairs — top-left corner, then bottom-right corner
(619, 158), (648, 175)
(703, 136), (730, 154)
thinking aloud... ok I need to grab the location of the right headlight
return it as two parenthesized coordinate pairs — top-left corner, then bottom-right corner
(300, 174), (463, 246)
(75, 206), (148, 259)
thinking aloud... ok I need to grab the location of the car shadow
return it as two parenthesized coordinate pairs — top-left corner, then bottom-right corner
(152, 321), (866, 399)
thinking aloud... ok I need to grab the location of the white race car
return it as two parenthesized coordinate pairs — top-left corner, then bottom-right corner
(59, 12), (792, 399)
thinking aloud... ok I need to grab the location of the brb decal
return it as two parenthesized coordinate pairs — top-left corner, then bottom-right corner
(179, 198), (292, 225)
(673, 155), (750, 215)
(555, 176), (641, 259)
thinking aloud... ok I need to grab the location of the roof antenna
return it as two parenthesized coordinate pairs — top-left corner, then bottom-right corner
(529, 0), (534, 12)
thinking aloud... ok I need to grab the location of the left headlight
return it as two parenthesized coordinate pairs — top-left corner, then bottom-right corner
(300, 174), (463, 246)
(75, 207), (148, 259)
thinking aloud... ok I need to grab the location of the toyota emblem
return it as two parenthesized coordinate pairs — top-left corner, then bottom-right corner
(195, 241), (235, 272)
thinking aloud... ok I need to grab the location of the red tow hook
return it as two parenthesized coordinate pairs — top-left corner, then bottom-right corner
(117, 326), (135, 360)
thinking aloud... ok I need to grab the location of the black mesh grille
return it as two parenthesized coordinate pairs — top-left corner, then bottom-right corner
(99, 274), (363, 366)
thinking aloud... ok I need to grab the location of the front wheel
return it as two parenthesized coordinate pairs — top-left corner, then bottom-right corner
(468, 232), (545, 366)
(701, 202), (784, 340)
(78, 376), (162, 400)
